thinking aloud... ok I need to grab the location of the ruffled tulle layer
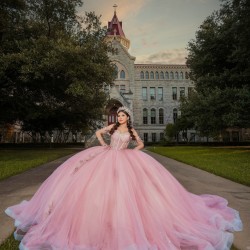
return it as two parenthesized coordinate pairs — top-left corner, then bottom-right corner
(5, 146), (243, 250)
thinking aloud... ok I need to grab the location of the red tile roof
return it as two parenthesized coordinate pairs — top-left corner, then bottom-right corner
(107, 12), (126, 37)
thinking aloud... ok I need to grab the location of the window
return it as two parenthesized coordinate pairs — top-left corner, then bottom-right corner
(103, 83), (110, 93)
(120, 70), (125, 79)
(185, 72), (189, 79)
(114, 64), (118, 79)
(140, 71), (144, 79)
(150, 71), (154, 79)
(152, 133), (156, 142)
(232, 131), (239, 142)
(170, 71), (174, 79)
(151, 108), (156, 124)
(172, 87), (177, 100)
(165, 72), (169, 79)
(160, 71), (164, 79)
(145, 71), (149, 79)
(180, 72), (184, 79)
(150, 87), (156, 100)
(173, 108), (178, 123)
(159, 108), (164, 124)
(144, 133), (148, 142)
(180, 87), (185, 98)
(158, 87), (163, 101)
(120, 85), (126, 93)
(175, 72), (179, 79)
(143, 108), (148, 124)
(160, 133), (164, 141)
(190, 133), (195, 142)
(142, 87), (147, 100)
(188, 87), (193, 97)
(155, 71), (159, 79)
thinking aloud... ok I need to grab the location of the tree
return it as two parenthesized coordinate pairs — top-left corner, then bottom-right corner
(164, 124), (177, 142)
(0, 0), (116, 140)
(0, 0), (26, 42)
(184, 0), (250, 136)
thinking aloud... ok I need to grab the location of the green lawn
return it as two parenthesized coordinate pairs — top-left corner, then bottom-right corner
(148, 146), (250, 186)
(0, 233), (19, 250)
(0, 148), (82, 181)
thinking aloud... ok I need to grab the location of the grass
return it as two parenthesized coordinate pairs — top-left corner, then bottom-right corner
(0, 148), (82, 181)
(0, 233), (19, 250)
(148, 146), (250, 186)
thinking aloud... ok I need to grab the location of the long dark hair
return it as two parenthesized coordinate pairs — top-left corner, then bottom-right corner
(109, 110), (136, 140)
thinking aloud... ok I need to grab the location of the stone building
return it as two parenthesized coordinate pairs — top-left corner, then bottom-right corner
(2, 8), (248, 144)
(103, 8), (195, 142)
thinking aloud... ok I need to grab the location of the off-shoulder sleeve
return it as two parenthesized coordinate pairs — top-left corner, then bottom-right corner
(98, 124), (115, 135)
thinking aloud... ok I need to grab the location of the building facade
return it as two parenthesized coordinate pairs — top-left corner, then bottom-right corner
(2, 9), (248, 144)
(104, 9), (195, 142)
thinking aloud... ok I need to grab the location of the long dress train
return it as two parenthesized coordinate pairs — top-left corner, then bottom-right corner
(5, 129), (242, 250)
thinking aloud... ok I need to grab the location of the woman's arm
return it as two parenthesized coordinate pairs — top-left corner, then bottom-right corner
(131, 128), (144, 150)
(95, 124), (114, 146)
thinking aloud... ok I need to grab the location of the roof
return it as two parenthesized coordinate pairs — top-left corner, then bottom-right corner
(107, 11), (126, 37)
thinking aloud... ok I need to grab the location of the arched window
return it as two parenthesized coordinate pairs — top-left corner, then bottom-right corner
(151, 108), (156, 124)
(155, 71), (159, 79)
(140, 71), (144, 79)
(173, 108), (178, 123)
(159, 108), (164, 124)
(180, 72), (184, 79)
(160, 71), (164, 79)
(150, 71), (154, 79)
(114, 64), (118, 79)
(185, 72), (189, 79)
(175, 72), (179, 79)
(145, 71), (149, 79)
(120, 70), (125, 79)
(170, 71), (174, 79)
(143, 108), (148, 124)
(165, 72), (169, 79)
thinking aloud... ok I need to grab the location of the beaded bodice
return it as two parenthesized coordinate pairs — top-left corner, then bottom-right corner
(110, 130), (131, 150)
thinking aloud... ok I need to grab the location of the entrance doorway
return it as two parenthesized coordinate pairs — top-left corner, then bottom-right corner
(106, 100), (123, 125)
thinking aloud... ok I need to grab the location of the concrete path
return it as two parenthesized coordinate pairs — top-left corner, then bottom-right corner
(0, 154), (74, 244)
(0, 150), (249, 249)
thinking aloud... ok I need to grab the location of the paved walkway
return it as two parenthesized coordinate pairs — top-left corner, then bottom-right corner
(0, 150), (249, 249)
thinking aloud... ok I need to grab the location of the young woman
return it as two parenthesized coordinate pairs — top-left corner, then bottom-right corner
(6, 106), (242, 250)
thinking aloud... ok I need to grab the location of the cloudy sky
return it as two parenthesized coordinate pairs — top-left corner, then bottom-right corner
(78, 0), (221, 64)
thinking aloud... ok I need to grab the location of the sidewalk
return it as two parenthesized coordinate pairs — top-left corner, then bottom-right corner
(0, 151), (249, 249)
(0, 154), (74, 244)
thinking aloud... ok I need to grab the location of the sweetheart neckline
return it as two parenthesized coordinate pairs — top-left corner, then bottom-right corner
(116, 130), (130, 135)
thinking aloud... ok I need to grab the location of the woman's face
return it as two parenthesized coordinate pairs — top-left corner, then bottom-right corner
(117, 111), (129, 125)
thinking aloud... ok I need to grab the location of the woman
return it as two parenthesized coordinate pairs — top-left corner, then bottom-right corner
(6, 106), (242, 250)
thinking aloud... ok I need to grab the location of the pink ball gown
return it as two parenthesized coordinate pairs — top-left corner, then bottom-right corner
(5, 129), (242, 250)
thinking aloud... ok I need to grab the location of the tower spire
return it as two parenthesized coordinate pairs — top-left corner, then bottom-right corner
(106, 5), (131, 50)
(113, 4), (117, 14)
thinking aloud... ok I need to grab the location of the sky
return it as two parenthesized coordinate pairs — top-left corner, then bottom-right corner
(78, 0), (222, 64)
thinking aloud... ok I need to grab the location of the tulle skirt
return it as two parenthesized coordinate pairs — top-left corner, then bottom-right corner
(5, 146), (242, 250)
